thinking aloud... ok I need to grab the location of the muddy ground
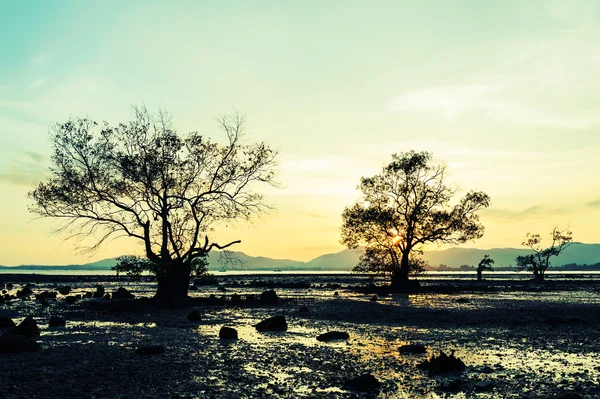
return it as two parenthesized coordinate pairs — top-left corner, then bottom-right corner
(0, 274), (599, 399)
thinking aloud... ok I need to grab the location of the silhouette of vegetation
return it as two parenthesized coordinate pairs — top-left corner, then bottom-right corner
(29, 106), (278, 304)
(515, 227), (573, 281)
(477, 255), (494, 281)
(112, 255), (209, 278)
(341, 151), (490, 288)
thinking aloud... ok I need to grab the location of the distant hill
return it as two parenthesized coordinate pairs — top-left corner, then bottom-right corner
(1, 243), (599, 272)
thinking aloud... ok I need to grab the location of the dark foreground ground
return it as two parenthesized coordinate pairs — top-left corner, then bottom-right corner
(1, 273), (599, 399)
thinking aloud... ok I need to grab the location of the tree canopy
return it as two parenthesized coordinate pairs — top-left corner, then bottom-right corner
(341, 151), (490, 287)
(29, 107), (278, 301)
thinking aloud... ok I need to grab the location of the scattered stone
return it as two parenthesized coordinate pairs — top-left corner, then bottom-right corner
(13, 316), (40, 338)
(6, 283), (13, 290)
(455, 298), (470, 303)
(187, 310), (202, 322)
(344, 374), (381, 391)
(316, 331), (350, 342)
(219, 326), (238, 340)
(48, 315), (66, 327)
(260, 289), (279, 305)
(217, 286), (226, 292)
(113, 287), (135, 300)
(64, 295), (77, 304)
(84, 292), (93, 298)
(417, 351), (466, 375)
(399, 343), (427, 354)
(255, 315), (287, 332)
(93, 285), (105, 298)
(0, 316), (16, 329)
(58, 286), (71, 295)
(135, 345), (165, 356)
(475, 381), (493, 391)
(230, 293), (242, 304)
(0, 335), (42, 353)
(104, 293), (111, 300)
(370, 295), (378, 301)
(480, 365), (494, 374)
(299, 305), (309, 313)
(16, 287), (33, 297)
(333, 291), (339, 297)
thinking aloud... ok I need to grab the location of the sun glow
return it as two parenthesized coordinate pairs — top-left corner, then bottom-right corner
(392, 235), (403, 246)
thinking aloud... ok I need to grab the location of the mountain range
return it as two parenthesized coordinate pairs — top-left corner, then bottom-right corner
(1, 243), (599, 272)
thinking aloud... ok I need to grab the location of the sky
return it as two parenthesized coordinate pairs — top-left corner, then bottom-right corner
(1, 0), (599, 265)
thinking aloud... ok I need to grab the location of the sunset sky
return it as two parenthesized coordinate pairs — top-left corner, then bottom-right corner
(1, 1), (599, 266)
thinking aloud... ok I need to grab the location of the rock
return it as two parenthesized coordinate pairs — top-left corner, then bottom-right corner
(189, 286), (198, 291)
(64, 295), (77, 304)
(230, 293), (242, 304)
(245, 294), (256, 303)
(344, 374), (381, 391)
(6, 316), (41, 338)
(370, 295), (378, 301)
(417, 351), (466, 375)
(58, 286), (71, 295)
(6, 283), (13, 290)
(475, 381), (493, 391)
(480, 365), (494, 374)
(135, 345), (165, 356)
(48, 315), (66, 327)
(299, 305), (309, 313)
(113, 287), (135, 300)
(217, 286), (226, 292)
(187, 310), (202, 322)
(84, 292), (93, 298)
(255, 315), (287, 332)
(104, 293), (111, 300)
(438, 378), (463, 392)
(316, 331), (350, 342)
(16, 287), (34, 297)
(0, 335), (42, 353)
(219, 326), (238, 340)
(260, 289), (279, 305)
(0, 316), (16, 329)
(455, 297), (470, 303)
(93, 285), (105, 298)
(399, 343), (427, 354)
(333, 291), (339, 297)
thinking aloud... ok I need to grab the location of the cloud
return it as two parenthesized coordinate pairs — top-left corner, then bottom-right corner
(27, 77), (49, 91)
(386, 84), (597, 129)
(483, 204), (568, 221)
(0, 152), (46, 187)
(587, 199), (600, 208)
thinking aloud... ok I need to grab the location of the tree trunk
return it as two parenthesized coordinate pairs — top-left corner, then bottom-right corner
(391, 251), (411, 289)
(477, 269), (482, 281)
(154, 262), (191, 306)
(533, 269), (544, 282)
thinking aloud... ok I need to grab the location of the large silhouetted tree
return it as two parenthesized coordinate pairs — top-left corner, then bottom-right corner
(29, 107), (278, 303)
(515, 227), (573, 281)
(341, 151), (490, 289)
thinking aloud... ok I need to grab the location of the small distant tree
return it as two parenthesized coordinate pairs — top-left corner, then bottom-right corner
(112, 255), (150, 277)
(476, 255), (494, 281)
(341, 151), (490, 289)
(112, 254), (210, 278)
(515, 227), (573, 281)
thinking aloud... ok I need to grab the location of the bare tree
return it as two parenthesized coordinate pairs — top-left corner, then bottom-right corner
(29, 106), (278, 303)
(341, 151), (490, 289)
(515, 227), (573, 281)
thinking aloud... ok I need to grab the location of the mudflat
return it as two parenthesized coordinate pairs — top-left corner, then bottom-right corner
(0, 274), (599, 398)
